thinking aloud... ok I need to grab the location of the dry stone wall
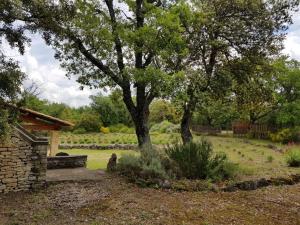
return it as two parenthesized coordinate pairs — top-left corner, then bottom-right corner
(47, 155), (87, 169)
(0, 128), (48, 194)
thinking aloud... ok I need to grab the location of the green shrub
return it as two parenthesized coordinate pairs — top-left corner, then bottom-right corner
(74, 113), (102, 133)
(269, 128), (300, 144)
(73, 128), (87, 134)
(0, 108), (18, 144)
(267, 155), (274, 163)
(100, 127), (110, 134)
(165, 140), (238, 181)
(285, 150), (300, 167)
(141, 157), (167, 180)
(117, 148), (168, 187)
(109, 123), (134, 133)
(160, 156), (182, 179)
(117, 154), (141, 176)
(210, 160), (239, 181)
(150, 120), (180, 133)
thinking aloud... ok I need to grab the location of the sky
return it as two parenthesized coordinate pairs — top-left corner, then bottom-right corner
(3, 11), (300, 108)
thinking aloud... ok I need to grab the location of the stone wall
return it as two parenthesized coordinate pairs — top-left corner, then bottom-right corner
(47, 155), (87, 169)
(0, 127), (48, 194)
(59, 144), (138, 150)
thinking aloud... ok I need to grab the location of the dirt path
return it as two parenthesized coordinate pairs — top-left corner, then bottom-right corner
(46, 168), (106, 182)
(0, 175), (299, 225)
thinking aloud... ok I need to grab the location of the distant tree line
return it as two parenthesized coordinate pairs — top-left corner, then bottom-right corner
(23, 89), (181, 133)
(191, 58), (300, 130)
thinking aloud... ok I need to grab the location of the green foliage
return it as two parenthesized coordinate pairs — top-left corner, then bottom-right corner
(0, 1), (31, 55)
(23, 0), (189, 147)
(0, 57), (26, 102)
(267, 155), (274, 163)
(192, 96), (239, 129)
(117, 148), (168, 187)
(0, 109), (12, 143)
(100, 127), (110, 134)
(72, 128), (86, 135)
(74, 113), (102, 133)
(171, 0), (299, 143)
(150, 120), (180, 133)
(118, 154), (141, 173)
(90, 92), (132, 127)
(285, 150), (300, 167)
(269, 128), (299, 144)
(165, 140), (238, 181)
(141, 157), (167, 181)
(0, 56), (25, 142)
(149, 99), (181, 124)
(23, 93), (84, 127)
(23, 92), (133, 133)
(109, 124), (134, 134)
(23, 94), (48, 112)
(266, 59), (300, 127)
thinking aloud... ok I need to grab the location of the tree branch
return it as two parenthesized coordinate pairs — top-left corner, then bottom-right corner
(135, 0), (144, 69)
(122, 84), (137, 117)
(142, 52), (154, 68)
(104, 0), (125, 73)
(72, 36), (122, 85)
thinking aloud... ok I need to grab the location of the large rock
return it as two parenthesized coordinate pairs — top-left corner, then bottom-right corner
(107, 153), (117, 172)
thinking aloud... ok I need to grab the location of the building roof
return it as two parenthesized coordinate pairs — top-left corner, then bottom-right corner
(19, 107), (74, 131)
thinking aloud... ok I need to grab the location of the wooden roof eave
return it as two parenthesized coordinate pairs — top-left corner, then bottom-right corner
(19, 108), (74, 127)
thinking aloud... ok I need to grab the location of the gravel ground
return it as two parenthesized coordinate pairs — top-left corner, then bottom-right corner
(0, 174), (299, 225)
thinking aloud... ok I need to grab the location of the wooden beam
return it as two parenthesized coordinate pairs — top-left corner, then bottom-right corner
(19, 108), (74, 127)
(20, 114), (51, 125)
(22, 124), (61, 131)
(20, 114), (67, 131)
(49, 131), (60, 157)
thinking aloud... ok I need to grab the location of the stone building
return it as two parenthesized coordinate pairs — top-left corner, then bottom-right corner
(0, 107), (73, 194)
(0, 126), (48, 193)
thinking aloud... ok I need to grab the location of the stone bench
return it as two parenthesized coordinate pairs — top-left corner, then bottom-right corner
(47, 155), (87, 169)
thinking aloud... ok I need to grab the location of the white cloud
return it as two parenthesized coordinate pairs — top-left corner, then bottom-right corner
(283, 12), (300, 60)
(3, 35), (97, 108)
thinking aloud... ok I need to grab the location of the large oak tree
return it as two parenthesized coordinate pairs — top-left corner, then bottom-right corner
(22, 0), (186, 148)
(172, 0), (299, 143)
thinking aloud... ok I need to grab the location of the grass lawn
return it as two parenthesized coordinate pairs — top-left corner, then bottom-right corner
(60, 134), (300, 180)
(60, 149), (138, 170)
(196, 135), (300, 179)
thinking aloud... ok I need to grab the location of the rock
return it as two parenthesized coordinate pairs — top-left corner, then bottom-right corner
(107, 153), (117, 172)
(161, 180), (171, 189)
(266, 144), (277, 150)
(211, 184), (220, 192)
(56, 152), (69, 156)
(257, 178), (270, 188)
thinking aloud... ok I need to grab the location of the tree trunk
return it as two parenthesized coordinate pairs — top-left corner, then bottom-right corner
(134, 108), (152, 149)
(122, 86), (152, 149)
(249, 111), (258, 124)
(181, 103), (194, 144)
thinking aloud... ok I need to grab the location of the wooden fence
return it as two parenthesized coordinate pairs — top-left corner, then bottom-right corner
(191, 125), (221, 135)
(232, 121), (272, 139)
